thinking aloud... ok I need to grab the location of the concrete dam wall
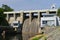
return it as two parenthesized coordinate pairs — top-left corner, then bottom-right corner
(22, 18), (40, 40)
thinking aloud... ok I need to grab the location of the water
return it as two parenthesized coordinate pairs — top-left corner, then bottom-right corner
(0, 34), (22, 40)
(0, 34), (32, 40)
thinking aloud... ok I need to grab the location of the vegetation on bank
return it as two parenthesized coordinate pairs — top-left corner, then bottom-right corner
(0, 4), (14, 26)
(29, 34), (47, 40)
(57, 8), (60, 17)
(32, 35), (43, 40)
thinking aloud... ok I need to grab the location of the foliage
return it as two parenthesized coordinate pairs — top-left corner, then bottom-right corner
(57, 8), (60, 17)
(0, 8), (4, 18)
(32, 35), (43, 40)
(31, 35), (47, 40)
(2, 4), (14, 12)
(0, 4), (14, 26)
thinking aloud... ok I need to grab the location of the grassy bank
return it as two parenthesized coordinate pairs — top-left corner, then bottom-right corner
(29, 34), (47, 40)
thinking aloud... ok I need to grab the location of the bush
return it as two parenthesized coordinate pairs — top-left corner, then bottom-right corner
(32, 35), (43, 40)
(57, 8), (60, 17)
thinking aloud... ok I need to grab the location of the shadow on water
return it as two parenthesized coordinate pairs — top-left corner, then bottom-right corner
(0, 34), (31, 40)
(0, 33), (33, 40)
(0, 34), (22, 40)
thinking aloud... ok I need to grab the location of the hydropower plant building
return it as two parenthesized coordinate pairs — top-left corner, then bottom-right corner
(4, 9), (58, 35)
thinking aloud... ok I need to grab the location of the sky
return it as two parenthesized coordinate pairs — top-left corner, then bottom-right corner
(0, 0), (60, 11)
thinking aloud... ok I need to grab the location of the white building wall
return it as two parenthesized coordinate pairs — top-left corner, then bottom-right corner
(57, 17), (60, 26)
(41, 16), (57, 27)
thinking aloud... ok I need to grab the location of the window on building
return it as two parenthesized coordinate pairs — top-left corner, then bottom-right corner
(41, 12), (46, 17)
(44, 15), (54, 17)
(42, 21), (47, 24)
(13, 23), (18, 26)
(49, 11), (56, 14)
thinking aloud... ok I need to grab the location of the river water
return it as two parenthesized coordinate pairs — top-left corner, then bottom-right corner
(0, 34), (32, 40)
(0, 34), (22, 40)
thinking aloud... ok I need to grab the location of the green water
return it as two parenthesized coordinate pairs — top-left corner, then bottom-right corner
(0, 34), (22, 40)
(0, 34), (31, 40)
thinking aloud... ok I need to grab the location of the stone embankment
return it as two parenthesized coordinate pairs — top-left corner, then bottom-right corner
(46, 27), (60, 40)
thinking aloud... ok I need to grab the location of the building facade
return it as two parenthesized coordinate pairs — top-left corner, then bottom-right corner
(4, 9), (57, 26)
(41, 14), (59, 27)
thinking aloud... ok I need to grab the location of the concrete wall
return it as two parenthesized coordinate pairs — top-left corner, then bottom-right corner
(4, 9), (57, 25)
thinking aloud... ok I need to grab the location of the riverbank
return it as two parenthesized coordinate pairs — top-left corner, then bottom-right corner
(29, 34), (46, 40)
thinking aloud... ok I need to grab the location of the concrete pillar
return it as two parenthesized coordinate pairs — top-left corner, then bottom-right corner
(46, 10), (49, 14)
(7, 14), (8, 21)
(20, 12), (23, 24)
(38, 12), (41, 33)
(14, 13), (15, 21)
(38, 12), (40, 25)
(29, 12), (32, 24)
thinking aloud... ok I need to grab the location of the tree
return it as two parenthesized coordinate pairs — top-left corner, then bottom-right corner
(57, 8), (60, 17)
(2, 4), (14, 12)
(0, 8), (4, 18)
(0, 4), (14, 26)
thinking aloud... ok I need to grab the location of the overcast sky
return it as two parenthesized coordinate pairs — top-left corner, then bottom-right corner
(0, 0), (60, 11)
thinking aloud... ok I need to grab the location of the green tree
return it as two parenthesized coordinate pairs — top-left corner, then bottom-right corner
(0, 8), (4, 18)
(57, 8), (60, 17)
(0, 8), (4, 26)
(2, 4), (14, 12)
(0, 4), (14, 26)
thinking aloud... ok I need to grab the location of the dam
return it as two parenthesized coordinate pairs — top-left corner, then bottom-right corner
(4, 9), (57, 40)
